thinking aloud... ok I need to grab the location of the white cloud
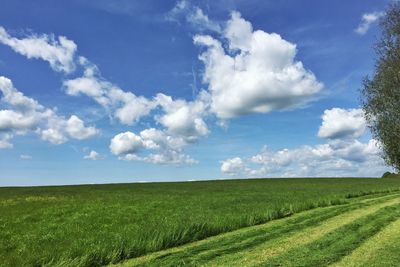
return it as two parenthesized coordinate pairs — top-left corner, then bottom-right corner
(65, 58), (211, 142)
(355, 11), (384, 35)
(0, 76), (99, 145)
(166, 0), (221, 33)
(138, 128), (197, 165)
(110, 128), (196, 165)
(221, 157), (245, 175)
(64, 115), (99, 140)
(222, 139), (388, 178)
(84, 150), (103, 160)
(110, 131), (144, 155)
(40, 127), (67, 145)
(63, 58), (156, 125)
(0, 110), (39, 131)
(143, 150), (197, 165)
(119, 153), (142, 161)
(41, 114), (99, 144)
(0, 133), (13, 149)
(155, 91), (210, 142)
(0, 29), (144, 126)
(318, 108), (366, 139)
(20, 154), (32, 160)
(221, 107), (388, 178)
(0, 27), (77, 73)
(194, 11), (323, 119)
(139, 128), (186, 150)
(0, 76), (44, 112)
(0, 77), (41, 110)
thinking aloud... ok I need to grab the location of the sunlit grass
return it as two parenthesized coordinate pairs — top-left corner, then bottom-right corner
(0, 177), (400, 266)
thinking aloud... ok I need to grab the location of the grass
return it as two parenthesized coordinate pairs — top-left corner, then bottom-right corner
(1, 177), (400, 266)
(115, 193), (400, 266)
(332, 216), (400, 267)
(260, 201), (400, 266)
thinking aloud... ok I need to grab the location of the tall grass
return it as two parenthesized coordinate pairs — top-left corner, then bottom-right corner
(0, 177), (399, 266)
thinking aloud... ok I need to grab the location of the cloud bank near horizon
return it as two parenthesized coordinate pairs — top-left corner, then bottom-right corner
(221, 107), (387, 178)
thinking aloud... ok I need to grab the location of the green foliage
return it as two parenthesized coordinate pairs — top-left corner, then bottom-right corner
(361, 3), (400, 171)
(1, 178), (400, 266)
(382, 172), (400, 178)
(382, 171), (394, 178)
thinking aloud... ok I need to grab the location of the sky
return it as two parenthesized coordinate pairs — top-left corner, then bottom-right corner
(0, 0), (393, 186)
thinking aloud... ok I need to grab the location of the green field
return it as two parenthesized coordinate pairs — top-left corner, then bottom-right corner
(116, 193), (400, 266)
(1, 177), (400, 266)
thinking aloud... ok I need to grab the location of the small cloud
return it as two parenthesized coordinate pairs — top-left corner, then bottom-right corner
(220, 157), (245, 175)
(0, 134), (13, 149)
(20, 154), (32, 160)
(166, 0), (221, 33)
(216, 120), (229, 130)
(318, 108), (366, 140)
(0, 26), (77, 73)
(355, 11), (384, 35)
(83, 150), (104, 160)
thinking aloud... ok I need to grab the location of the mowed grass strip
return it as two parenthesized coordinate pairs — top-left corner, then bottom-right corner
(114, 193), (400, 267)
(206, 194), (400, 267)
(331, 218), (400, 267)
(259, 203), (400, 267)
(117, 202), (354, 267)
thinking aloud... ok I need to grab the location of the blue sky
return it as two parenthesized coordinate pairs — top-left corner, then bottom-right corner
(0, 0), (392, 186)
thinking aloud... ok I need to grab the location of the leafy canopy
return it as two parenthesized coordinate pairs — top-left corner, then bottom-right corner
(362, 3), (400, 172)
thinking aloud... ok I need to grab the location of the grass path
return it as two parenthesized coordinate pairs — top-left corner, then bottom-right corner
(258, 204), (400, 266)
(112, 193), (400, 267)
(209, 195), (400, 266)
(331, 217), (400, 267)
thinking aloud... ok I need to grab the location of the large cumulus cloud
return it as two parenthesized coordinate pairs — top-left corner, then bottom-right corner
(194, 12), (323, 119)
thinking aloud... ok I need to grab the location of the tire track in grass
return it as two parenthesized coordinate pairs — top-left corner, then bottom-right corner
(257, 204), (400, 267)
(112, 194), (400, 267)
(331, 218), (400, 267)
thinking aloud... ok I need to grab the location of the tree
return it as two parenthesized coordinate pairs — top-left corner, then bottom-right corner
(361, 3), (400, 172)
